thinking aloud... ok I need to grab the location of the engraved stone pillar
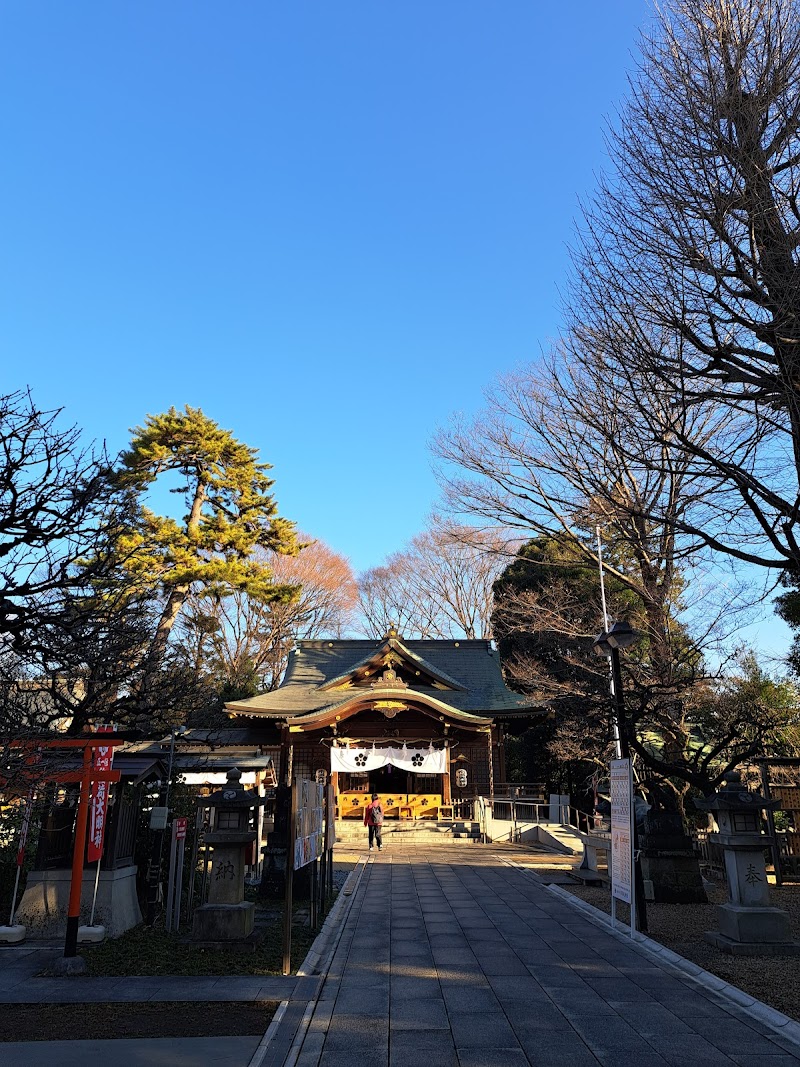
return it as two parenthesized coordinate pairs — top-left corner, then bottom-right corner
(192, 768), (264, 946)
(695, 773), (798, 955)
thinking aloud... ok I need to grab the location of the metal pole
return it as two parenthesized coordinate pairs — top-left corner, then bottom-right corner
(8, 867), (22, 927)
(596, 525), (610, 631)
(282, 779), (296, 975)
(89, 859), (102, 927)
(186, 805), (203, 920)
(597, 527), (622, 760)
(165, 822), (178, 933)
(174, 835), (185, 931)
(310, 857), (318, 931)
(610, 649), (648, 934)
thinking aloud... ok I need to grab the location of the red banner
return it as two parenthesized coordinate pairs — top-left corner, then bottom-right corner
(88, 727), (116, 863)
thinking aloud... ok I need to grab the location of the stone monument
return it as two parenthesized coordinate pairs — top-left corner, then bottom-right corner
(695, 772), (799, 955)
(640, 809), (707, 904)
(192, 767), (264, 947)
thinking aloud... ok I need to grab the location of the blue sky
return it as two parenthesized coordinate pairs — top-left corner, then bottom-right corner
(0, 2), (790, 660)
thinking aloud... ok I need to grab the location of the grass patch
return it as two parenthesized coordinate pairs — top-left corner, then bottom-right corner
(79, 908), (321, 977)
(0, 1002), (277, 1042)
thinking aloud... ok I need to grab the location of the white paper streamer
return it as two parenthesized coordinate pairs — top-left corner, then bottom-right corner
(330, 744), (447, 775)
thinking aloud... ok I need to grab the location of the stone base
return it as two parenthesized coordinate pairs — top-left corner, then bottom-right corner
(77, 925), (106, 943)
(704, 931), (800, 956)
(0, 925), (26, 944)
(15, 866), (142, 939)
(52, 954), (87, 975)
(717, 902), (793, 944)
(192, 901), (255, 942)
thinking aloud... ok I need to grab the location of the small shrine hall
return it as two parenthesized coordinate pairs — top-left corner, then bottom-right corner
(225, 627), (540, 820)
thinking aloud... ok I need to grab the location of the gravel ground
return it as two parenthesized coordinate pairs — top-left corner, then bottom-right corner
(560, 875), (800, 1021)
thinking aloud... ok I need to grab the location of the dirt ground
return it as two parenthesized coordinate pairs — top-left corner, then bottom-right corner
(559, 873), (800, 1022)
(0, 1001), (277, 1042)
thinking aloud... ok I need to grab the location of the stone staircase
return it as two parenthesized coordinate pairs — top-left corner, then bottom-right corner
(334, 819), (482, 847)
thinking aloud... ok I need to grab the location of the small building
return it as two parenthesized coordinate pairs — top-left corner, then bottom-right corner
(225, 628), (542, 820)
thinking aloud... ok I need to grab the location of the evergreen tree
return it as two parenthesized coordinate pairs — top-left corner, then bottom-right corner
(114, 406), (299, 685)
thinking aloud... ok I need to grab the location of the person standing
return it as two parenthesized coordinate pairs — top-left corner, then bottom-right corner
(364, 792), (384, 851)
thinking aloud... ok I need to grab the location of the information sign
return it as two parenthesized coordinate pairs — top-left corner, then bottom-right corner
(293, 779), (325, 869)
(610, 758), (633, 905)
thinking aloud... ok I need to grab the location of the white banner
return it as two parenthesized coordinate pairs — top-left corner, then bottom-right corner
(610, 758), (633, 905)
(330, 744), (447, 775)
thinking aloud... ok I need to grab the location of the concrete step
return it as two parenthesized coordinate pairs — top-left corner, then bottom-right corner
(535, 823), (585, 856)
(334, 819), (481, 845)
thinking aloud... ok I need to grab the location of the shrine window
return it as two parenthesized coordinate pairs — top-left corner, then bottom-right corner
(411, 773), (439, 792)
(339, 772), (369, 792)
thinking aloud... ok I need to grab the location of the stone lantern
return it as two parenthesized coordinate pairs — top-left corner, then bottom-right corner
(192, 767), (264, 945)
(695, 771), (798, 955)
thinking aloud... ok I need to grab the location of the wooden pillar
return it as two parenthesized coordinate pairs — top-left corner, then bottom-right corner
(330, 771), (339, 819)
(497, 723), (507, 783)
(442, 740), (452, 804)
(279, 725), (291, 786)
(486, 728), (495, 798)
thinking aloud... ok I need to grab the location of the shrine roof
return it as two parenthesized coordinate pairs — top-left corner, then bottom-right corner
(225, 637), (544, 720)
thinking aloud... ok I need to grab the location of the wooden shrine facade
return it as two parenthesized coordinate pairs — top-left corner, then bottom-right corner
(225, 628), (542, 820)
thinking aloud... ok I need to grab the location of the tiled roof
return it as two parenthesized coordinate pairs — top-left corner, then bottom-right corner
(225, 638), (544, 719)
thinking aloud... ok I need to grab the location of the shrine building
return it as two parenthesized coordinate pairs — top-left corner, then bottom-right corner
(225, 627), (541, 821)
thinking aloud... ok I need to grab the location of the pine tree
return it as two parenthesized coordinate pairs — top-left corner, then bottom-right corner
(115, 406), (299, 685)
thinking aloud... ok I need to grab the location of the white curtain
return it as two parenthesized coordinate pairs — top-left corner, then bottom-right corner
(330, 744), (447, 775)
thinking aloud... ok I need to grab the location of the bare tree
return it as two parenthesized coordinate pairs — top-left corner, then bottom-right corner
(437, 350), (768, 809)
(436, 353), (753, 678)
(569, 0), (800, 575)
(179, 537), (358, 695)
(357, 520), (510, 640)
(0, 389), (118, 649)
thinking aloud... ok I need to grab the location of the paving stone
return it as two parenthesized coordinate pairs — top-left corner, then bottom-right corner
(325, 1013), (389, 1052)
(391, 974), (440, 999)
(441, 985), (502, 1012)
(456, 1049), (531, 1067)
(591, 1052), (670, 1066)
(448, 1010), (519, 1048)
(516, 1030), (600, 1066)
(391, 1028), (458, 1056)
(644, 1034), (738, 1066)
(687, 1017), (791, 1056)
(320, 1051), (388, 1067)
(568, 1013), (657, 1052)
(609, 1001), (696, 1036)
(728, 1058), (800, 1066)
(391, 996), (450, 1030)
(475, 954), (531, 976)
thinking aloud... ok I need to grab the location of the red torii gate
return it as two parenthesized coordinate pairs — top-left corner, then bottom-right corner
(12, 737), (124, 960)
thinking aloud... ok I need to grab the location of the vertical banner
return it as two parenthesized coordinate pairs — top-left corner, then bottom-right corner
(88, 727), (115, 863)
(610, 758), (633, 905)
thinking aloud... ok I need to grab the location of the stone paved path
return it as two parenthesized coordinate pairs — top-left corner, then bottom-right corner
(291, 848), (800, 1067)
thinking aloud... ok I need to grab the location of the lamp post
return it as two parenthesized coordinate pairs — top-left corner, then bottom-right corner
(593, 621), (648, 933)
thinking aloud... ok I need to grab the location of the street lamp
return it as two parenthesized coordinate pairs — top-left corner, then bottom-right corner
(593, 622), (636, 761)
(593, 621), (648, 933)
